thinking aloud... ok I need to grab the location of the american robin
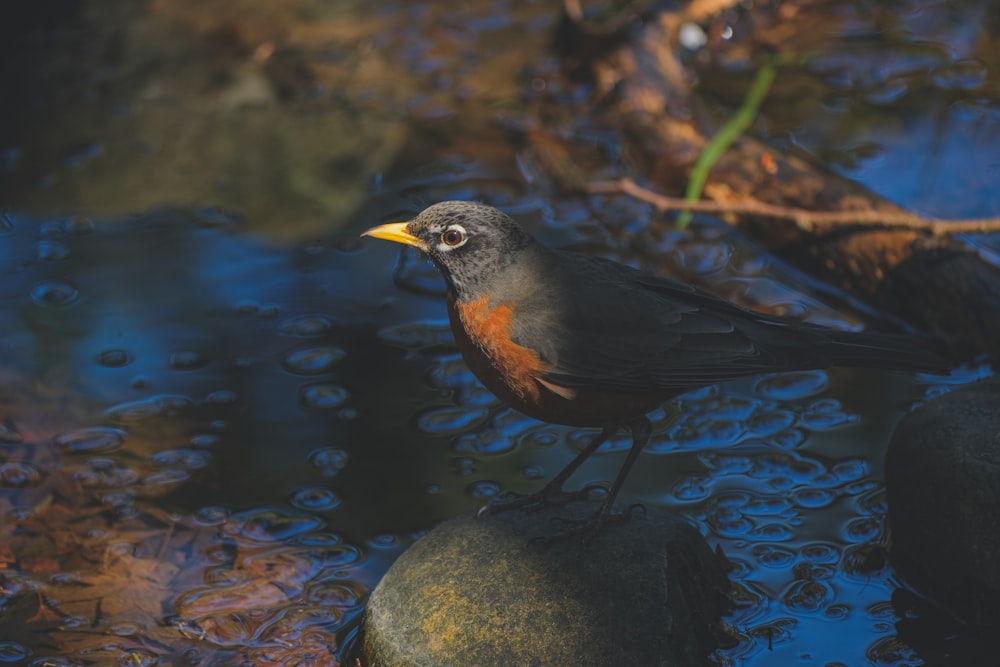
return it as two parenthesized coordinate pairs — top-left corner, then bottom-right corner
(364, 201), (948, 536)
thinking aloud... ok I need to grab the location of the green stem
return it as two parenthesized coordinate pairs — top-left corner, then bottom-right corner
(677, 60), (777, 229)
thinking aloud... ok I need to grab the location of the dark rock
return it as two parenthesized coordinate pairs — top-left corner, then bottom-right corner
(886, 378), (1000, 626)
(361, 502), (732, 667)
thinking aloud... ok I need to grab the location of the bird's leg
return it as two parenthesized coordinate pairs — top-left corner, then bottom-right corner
(546, 416), (652, 543)
(477, 425), (616, 517)
(591, 416), (651, 525)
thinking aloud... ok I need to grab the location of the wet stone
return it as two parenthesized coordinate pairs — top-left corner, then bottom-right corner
(360, 502), (732, 667)
(886, 377), (1000, 626)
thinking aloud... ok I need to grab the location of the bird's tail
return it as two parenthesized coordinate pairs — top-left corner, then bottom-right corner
(814, 327), (953, 375)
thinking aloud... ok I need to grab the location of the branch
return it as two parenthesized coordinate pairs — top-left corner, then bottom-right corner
(586, 178), (1000, 236)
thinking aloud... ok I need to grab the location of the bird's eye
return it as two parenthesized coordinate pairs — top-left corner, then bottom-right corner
(441, 227), (466, 247)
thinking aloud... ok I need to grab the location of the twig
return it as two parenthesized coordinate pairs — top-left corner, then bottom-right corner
(586, 178), (1000, 236)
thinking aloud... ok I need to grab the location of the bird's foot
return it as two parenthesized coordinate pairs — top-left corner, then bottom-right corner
(534, 502), (646, 545)
(476, 483), (605, 519)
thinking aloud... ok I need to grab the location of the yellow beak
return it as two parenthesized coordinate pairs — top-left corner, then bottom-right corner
(361, 221), (426, 250)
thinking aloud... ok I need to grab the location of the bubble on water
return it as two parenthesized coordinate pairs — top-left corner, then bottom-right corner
(282, 346), (346, 375)
(307, 581), (365, 608)
(824, 604), (851, 621)
(194, 506), (230, 526)
(843, 543), (889, 578)
(169, 350), (207, 370)
(801, 398), (858, 430)
(752, 544), (796, 568)
(279, 315), (333, 337)
(566, 427), (630, 454)
(767, 428), (806, 450)
(377, 320), (453, 350)
(54, 427), (126, 454)
(931, 59), (989, 90)
(31, 280), (79, 307)
(368, 533), (399, 548)
(453, 456), (476, 475)
(799, 542), (840, 564)
(109, 621), (144, 637)
(309, 447), (349, 477)
(792, 487), (836, 509)
(97, 349), (131, 367)
(453, 429), (515, 455)
(755, 370), (829, 400)
(856, 488), (888, 516)
(291, 486), (342, 511)
(144, 469), (190, 487)
(292, 532), (344, 548)
(746, 409), (796, 437)
(205, 390), (238, 405)
(37, 239), (70, 260)
(844, 479), (879, 496)
(520, 465), (545, 480)
(715, 491), (751, 509)
(467, 479), (501, 499)
(843, 516), (881, 543)
(0, 462), (42, 487)
(190, 433), (220, 448)
(519, 429), (560, 448)
(746, 617), (797, 647)
(744, 495), (793, 516)
(832, 459), (867, 483)
(427, 354), (477, 389)
(748, 522), (795, 541)
(782, 578), (834, 614)
(866, 636), (921, 666)
(671, 475), (712, 502)
(151, 448), (211, 470)
(416, 405), (488, 436)
(223, 507), (324, 542)
(299, 383), (350, 410)
(699, 452), (753, 475)
(105, 395), (192, 421)
(707, 507), (754, 538)
(672, 418), (744, 450)
(50, 571), (83, 585)
(703, 395), (761, 420)
(0, 642), (31, 662)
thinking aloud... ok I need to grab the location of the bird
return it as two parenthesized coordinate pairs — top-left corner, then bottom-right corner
(363, 201), (949, 538)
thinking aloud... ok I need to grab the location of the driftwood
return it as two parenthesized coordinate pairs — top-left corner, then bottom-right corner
(552, 1), (1000, 360)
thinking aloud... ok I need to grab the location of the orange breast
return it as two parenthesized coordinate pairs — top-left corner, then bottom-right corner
(453, 295), (549, 402)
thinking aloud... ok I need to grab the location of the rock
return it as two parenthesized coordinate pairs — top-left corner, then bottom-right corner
(360, 502), (732, 667)
(886, 378), (1000, 626)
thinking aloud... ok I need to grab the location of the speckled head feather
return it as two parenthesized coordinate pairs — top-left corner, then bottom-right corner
(401, 201), (536, 299)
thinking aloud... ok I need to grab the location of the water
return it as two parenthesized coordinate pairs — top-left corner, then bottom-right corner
(1, 0), (997, 665)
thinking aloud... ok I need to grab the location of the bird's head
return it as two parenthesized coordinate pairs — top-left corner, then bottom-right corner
(363, 201), (536, 297)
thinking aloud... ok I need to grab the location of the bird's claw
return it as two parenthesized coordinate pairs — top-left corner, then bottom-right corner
(476, 488), (589, 518)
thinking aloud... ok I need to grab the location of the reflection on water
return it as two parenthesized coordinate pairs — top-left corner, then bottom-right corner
(0, 201), (983, 665)
(1, 0), (998, 664)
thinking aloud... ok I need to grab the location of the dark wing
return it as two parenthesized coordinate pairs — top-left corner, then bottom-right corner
(518, 253), (944, 395)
